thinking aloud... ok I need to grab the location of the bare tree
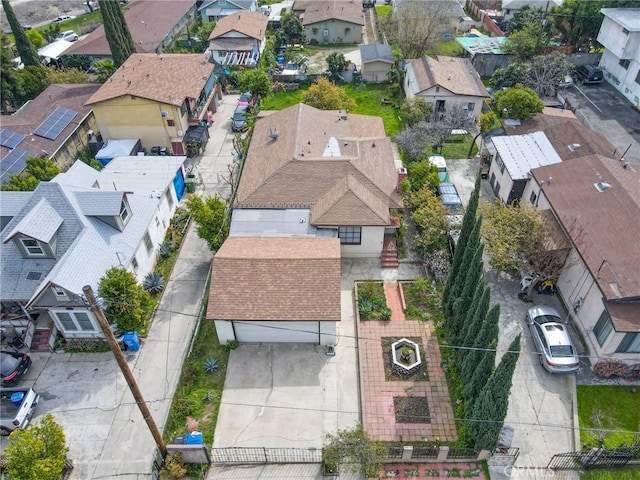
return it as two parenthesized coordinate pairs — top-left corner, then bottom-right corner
(522, 53), (573, 97)
(382, 0), (457, 59)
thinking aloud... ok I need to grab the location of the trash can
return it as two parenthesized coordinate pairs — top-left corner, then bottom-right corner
(123, 331), (140, 351)
(185, 431), (203, 444)
(10, 392), (24, 406)
(185, 176), (196, 193)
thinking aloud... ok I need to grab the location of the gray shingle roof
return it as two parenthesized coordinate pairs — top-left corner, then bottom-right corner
(360, 44), (394, 63)
(5, 198), (63, 243)
(73, 191), (124, 216)
(0, 192), (32, 218)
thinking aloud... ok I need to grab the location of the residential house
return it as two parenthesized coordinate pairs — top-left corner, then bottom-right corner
(207, 10), (268, 66)
(487, 131), (562, 204)
(404, 55), (490, 117)
(294, 0), (364, 44)
(199, 0), (258, 22)
(391, 0), (465, 37)
(597, 8), (640, 107)
(0, 156), (187, 351)
(207, 103), (404, 344)
(501, 0), (564, 21)
(531, 155), (640, 359)
(360, 43), (394, 83)
(85, 54), (220, 155)
(1, 84), (101, 181)
(208, 237), (341, 344)
(63, 0), (196, 61)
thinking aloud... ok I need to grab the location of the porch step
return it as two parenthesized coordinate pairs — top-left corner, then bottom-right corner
(30, 328), (52, 351)
(381, 250), (399, 268)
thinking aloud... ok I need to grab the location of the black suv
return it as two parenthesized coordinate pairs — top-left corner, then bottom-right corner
(574, 65), (603, 84)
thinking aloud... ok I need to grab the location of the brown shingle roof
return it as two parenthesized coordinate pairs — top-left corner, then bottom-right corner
(0, 83), (100, 159)
(64, 0), (195, 56)
(235, 103), (402, 223)
(408, 55), (489, 98)
(207, 237), (341, 321)
(299, 0), (365, 26)
(86, 54), (215, 106)
(209, 10), (269, 40)
(532, 154), (640, 306)
(505, 113), (617, 162)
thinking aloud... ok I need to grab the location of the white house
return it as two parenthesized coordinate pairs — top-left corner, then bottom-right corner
(487, 131), (562, 205)
(207, 10), (268, 66)
(501, 0), (564, 21)
(531, 155), (640, 359)
(597, 8), (640, 107)
(0, 156), (187, 351)
(404, 55), (490, 118)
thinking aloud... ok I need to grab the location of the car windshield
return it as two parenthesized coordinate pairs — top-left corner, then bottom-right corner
(239, 93), (252, 101)
(550, 345), (574, 357)
(535, 314), (561, 324)
(233, 112), (246, 121)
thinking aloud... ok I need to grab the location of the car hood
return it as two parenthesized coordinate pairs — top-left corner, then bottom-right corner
(528, 304), (560, 320)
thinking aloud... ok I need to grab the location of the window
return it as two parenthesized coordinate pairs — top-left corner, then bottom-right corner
(619, 59), (630, 70)
(636, 70), (640, 85)
(167, 119), (175, 127)
(52, 310), (97, 333)
(622, 27), (629, 35)
(120, 199), (130, 224)
(467, 102), (475, 112)
(338, 226), (361, 245)
(143, 231), (153, 252)
(166, 191), (174, 209)
(52, 286), (68, 300)
(132, 256), (139, 271)
(616, 333), (640, 353)
(495, 154), (506, 174)
(529, 191), (537, 205)
(593, 310), (614, 347)
(20, 238), (45, 256)
(435, 86), (440, 93)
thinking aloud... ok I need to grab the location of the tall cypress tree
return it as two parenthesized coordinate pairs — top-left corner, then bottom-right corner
(468, 335), (521, 450)
(99, 0), (135, 67)
(461, 303), (500, 386)
(443, 174), (481, 315)
(460, 285), (491, 359)
(451, 242), (485, 342)
(2, 0), (40, 67)
(1, 34), (23, 112)
(455, 282), (484, 364)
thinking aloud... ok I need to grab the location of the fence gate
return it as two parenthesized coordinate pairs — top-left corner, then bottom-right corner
(548, 444), (640, 470)
(211, 447), (321, 465)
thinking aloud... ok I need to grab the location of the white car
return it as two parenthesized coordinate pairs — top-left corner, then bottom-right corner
(56, 30), (79, 42)
(53, 15), (76, 22)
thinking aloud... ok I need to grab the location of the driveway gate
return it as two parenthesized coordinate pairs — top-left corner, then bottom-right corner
(547, 444), (640, 470)
(211, 447), (322, 464)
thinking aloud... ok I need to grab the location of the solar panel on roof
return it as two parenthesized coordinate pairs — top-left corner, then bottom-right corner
(0, 147), (31, 181)
(0, 129), (26, 148)
(33, 107), (77, 140)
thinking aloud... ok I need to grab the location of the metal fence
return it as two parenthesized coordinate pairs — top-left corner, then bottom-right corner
(548, 444), (640, 471)
(211, 447), (322, 465)
(411, 446), (438, 459)
(447, 447), (479, 459)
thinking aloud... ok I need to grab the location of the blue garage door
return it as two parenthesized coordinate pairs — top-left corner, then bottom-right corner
(173, 169), (185, 201)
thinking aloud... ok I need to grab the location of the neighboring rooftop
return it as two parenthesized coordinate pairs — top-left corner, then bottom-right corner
(297, 0), (364, 26)
(406, 55), (489, 98)
(492, 131), (562, 180)
(207, 236), (341, 321)
(208, 9), (269, 40)
(85, 54), (215, 107)
(64, 0), (195, 56)
(600, 8), (640, 31)
(360, 43), (394, 63)
(532, 155), (640, 329)
(456, 35), (507, 55)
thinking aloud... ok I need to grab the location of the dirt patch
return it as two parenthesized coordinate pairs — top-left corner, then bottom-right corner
(394, 395), (430, 424)
(1, 0), (85, 30)
(381, 337), (429, 382)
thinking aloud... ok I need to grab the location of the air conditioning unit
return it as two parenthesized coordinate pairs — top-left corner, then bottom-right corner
(160, 111), (170, 118)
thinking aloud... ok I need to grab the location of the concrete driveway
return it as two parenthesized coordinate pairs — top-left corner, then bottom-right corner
(448, 158), (577, 471)
(560, 81), (640, 165)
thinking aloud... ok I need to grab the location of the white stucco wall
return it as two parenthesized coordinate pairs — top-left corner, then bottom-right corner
(362, 60), (393, 83)
(319, 321), (337, 346)
(305, 20), (362, 44)
(521, 179), (551, 209)
(486, 154), (514, 204)
(340, 226), (385, 258)
(413, 86), (485, 118)
(599, 50), (640, 107)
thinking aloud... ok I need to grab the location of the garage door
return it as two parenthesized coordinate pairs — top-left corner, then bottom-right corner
(233, 321), (319, 343)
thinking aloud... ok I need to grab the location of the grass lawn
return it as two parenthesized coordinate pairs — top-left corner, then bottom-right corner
(440, 133), (479, 159)
(261, 82), (403, 136)
(436, 40), (464, 56)
(577, 385), (640, 449)
(580, 470), (640, 480)
(375, 5), (392, 21)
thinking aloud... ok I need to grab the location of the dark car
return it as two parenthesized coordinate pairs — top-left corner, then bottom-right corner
(231, 105), (249, 132)
(237, 91), (256, 107)
(150, 146), (168, 156)
(574, 65), (603, 84)
(1, 351), (32, 386)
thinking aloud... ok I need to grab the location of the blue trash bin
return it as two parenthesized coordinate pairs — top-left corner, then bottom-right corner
(10, 392), (24, 406)
(123, 331), (140, 351)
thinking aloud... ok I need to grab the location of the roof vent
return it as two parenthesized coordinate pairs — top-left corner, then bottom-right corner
(594, 181), (611, 192)
(568, 143), (581, 152)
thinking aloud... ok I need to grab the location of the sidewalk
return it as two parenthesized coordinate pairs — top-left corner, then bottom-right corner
(77, 97), (239, 479)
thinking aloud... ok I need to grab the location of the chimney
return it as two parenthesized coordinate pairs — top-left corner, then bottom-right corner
(397, 167), (408, 193)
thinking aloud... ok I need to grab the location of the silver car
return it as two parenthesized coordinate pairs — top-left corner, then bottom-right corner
(526, 305), (580, 373)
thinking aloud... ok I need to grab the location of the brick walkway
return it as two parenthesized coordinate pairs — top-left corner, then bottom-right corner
(358, 282), (457, 442)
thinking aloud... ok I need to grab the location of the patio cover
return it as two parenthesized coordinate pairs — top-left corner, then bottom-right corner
(38, 40), (74, 60)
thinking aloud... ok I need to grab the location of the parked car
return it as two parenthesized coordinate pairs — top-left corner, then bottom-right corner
(1, 351), (32, 386)
(1, 387), (40, 436)
(150, 146), (168, 156)
(573, 65), (603, 84)
(53, 15), (76, 22)
(56, 30), (79, 42)
(526, 305), (580, 373)
(237, 91), (256, 107)
(437, 182), (464, 228)
(428, 155), (450, 183)
(231, 105), (250, 132)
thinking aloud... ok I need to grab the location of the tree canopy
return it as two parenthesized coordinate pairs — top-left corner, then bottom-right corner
(302, 77), (356, 111)
(323, 424), (387, 477)
(185, 194), (228, 251)
(99, 0), (136, 67)
(494, 85), (544, 120)
(1, 0), (40, 67)
(1, 156), (60, 191)
(326, 52), (348, 82)
(274, 13), (305, 49)
(98, 267), (154, 332)
(236, 68), (272, 98)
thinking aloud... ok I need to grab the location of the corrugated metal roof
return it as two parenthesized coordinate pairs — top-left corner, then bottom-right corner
(492, 131), (562, 180)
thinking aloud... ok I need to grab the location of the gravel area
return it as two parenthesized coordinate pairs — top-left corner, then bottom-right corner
(1, 0), (86, 30)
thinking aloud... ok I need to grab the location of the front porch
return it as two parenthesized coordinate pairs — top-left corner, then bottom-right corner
(382, 232), (399, 268)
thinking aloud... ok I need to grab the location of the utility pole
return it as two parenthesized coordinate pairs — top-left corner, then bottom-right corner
(82, 285), (168, 458)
